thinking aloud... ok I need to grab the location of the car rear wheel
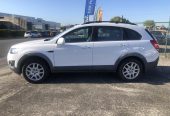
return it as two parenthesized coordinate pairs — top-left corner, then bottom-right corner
(118, 59), (143, 81)
(22, 59), (49, 83)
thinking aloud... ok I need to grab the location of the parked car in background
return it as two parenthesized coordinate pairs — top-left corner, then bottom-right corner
(24, 31), (41, 38)
(50, 31), (60, 37)
(166, 33), (170, 39)
(24, 31), (32, 38)
(150, 31), (166, 40)
(40, 31), (51, 37)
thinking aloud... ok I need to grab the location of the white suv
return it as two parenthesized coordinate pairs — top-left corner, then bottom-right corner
(7, 22), (159, 83)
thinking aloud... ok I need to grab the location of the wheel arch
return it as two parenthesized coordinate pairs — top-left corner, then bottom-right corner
(115, 53), (147, 72)
(17, 53), (53, 74)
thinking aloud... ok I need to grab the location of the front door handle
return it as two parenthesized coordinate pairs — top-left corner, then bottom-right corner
(47, 50), (54, 53)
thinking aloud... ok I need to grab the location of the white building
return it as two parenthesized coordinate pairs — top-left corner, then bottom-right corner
(0, 12), (61, 30)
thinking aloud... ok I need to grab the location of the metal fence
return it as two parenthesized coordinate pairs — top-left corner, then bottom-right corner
(137, 22), (170, 57)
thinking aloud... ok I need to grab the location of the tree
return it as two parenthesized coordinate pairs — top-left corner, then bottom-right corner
(143, 20), (155, 29)
(110, 16), (130, 23)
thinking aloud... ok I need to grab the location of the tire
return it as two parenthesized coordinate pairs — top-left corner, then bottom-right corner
(117, 59), (143, 81)
(22, 59), (50, 83)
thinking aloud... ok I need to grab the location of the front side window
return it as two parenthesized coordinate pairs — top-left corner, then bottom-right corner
(93, 26), (123, 41)
(63, 27), (92, 43)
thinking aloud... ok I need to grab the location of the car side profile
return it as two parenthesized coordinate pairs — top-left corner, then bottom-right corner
(7, 22), (159, 83)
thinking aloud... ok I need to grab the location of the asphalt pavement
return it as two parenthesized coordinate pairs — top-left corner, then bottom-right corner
(0, 38), (170, 115)
(0, 56), (170, 115)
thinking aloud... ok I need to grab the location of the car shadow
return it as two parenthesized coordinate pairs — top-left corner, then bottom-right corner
(43, 66), (170, 85)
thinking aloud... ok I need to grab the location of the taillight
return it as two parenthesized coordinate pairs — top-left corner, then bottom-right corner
(150, 39), (159, 51)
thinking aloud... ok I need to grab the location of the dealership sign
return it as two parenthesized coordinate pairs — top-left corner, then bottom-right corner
(84, 0), (96, 16)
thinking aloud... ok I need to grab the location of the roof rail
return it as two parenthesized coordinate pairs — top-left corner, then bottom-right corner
(83, 21), (137, 25)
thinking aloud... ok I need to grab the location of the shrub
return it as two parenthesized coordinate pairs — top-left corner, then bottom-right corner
(0, 29), (10, 37)
(10, 30), (25, 37)
(0, 29), (25, 38)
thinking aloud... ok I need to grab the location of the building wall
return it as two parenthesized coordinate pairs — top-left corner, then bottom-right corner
(0, 16), (27, 30)
(0, 12), (61, 30)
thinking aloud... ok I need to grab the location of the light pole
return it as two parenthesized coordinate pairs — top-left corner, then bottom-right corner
(164, 17), (170, 57)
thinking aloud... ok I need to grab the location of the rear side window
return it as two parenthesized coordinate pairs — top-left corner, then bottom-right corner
(123, 28), (141, 40)
(94, 26), (123, 41)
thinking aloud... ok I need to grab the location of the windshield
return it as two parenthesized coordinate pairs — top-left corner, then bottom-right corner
(49, 26), (77, 41)
(44, 31), (64, 41)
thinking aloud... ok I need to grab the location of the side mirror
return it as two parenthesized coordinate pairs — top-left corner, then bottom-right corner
(57, 37), (65, 46)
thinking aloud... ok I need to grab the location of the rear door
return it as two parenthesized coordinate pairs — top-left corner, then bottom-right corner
(92, 26), (125, 67)
(122, 28), (144, 53)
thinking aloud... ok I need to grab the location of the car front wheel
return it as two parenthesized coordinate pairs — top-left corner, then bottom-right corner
(22, 59), (49, 83)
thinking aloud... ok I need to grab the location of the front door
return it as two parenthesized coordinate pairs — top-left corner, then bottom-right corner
(54, 27), (93, 68)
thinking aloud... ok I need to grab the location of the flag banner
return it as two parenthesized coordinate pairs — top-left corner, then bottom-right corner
(85, 0), (96, 16)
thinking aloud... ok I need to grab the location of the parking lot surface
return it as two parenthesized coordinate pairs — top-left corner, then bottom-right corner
(0, 57), (170, 116)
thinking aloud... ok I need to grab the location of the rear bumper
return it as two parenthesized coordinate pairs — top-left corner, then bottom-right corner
(145, 57), (159, 72)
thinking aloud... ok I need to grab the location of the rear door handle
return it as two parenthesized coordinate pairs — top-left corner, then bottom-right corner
(121, 43), (127, 47)
(82, 46), (91, 49)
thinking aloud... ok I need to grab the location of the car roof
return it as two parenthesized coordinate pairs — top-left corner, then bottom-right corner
(72, 22), (144, 32)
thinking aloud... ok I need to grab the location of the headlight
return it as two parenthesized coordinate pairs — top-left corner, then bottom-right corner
(10, 48), (21, 54)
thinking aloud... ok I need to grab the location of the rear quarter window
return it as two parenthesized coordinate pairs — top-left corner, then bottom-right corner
(145, 29), (155, 40)
(123, 28), (142, 40)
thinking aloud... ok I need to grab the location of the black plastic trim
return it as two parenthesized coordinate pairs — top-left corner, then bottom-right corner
(114, 53), (147, 71)
(145, 57), (159, 72)
(52, 65), (115, 72)
(17, 53), (53, 74)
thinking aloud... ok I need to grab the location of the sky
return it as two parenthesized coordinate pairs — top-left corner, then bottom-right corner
(0, 0), (170, 25)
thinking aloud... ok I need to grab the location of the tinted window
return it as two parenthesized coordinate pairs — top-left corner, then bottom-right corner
(63, 27), (92, 43)
(94, 26), (123, 41)
(123, 28), (141, 40)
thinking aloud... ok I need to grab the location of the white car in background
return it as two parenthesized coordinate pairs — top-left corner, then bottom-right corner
(8, 22), (159, 83)
(24, 31), (41, 38)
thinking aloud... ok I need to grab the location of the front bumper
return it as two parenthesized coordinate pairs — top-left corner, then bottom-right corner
(8, 60), (21, 74)
(10, 67), (20, 74)
(7, 52), (22, 74)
